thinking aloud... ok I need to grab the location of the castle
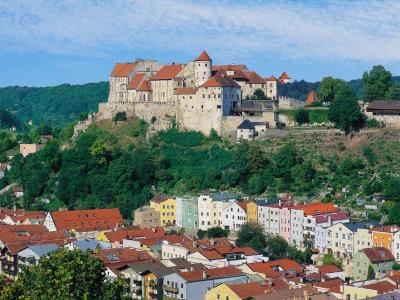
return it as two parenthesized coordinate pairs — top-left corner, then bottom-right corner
(97, 51), (292, 136)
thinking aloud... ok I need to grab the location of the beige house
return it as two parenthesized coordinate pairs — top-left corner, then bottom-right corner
(19, 144), (44, 157)
(133, 206), (160, 228)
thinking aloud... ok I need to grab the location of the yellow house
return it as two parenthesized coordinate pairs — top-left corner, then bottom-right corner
(205, 282), (267, 300)
(246, 201), (258, 223)
(342, 285), (377, 300)
(143, 272), (158, 300)
(150, 195), (176, 227)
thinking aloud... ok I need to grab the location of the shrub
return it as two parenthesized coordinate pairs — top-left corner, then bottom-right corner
(365, 118), (384, 128)
(295, 109), (309, 124)
(112, 111), (127, 123)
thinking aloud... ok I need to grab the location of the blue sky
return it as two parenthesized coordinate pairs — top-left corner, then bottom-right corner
(0, 0), (399, 87)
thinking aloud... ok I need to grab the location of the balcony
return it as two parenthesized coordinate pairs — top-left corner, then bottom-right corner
(163, 285), (179, 293)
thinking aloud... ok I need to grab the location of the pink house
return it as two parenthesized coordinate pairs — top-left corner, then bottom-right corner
(279, 206), (291, 243)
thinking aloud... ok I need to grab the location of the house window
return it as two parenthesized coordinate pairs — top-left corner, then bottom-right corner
(217, 105), (221, 109)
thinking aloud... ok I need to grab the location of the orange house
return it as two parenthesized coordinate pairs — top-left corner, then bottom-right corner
(371, 225), (400, 252)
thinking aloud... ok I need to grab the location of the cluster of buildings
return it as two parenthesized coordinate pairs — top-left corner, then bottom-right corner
(1, 204), (400, 300)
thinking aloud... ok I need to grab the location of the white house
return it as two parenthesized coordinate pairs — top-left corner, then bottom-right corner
(221, 201), (247, 231)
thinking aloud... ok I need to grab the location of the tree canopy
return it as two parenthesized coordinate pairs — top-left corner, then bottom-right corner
(362, 65), (392, 101)
(236, 222), (267, 253)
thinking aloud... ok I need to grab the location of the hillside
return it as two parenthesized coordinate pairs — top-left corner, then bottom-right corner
(2, 118), (399, 219)
(0, 82), (108, 128)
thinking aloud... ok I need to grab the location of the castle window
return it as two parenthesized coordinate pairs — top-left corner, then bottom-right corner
(203, 94), (205, 98)
(218, 94), (221, 98)
(201, 105), (204, 109)
(205, 64), (208, 67)
(217, 105), (221, 109)
(190, 96), (192, 99)
(208, 94), (210, 98)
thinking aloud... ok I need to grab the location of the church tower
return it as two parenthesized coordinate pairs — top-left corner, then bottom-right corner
(194, 51), (212, 87)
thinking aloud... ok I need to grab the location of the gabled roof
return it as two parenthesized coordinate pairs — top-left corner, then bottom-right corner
(317, 265), (342, 274)
(371, 225), (400, 233)
(292, 203), (337, 216)
(237, 119), (255, 130)
(227, 282), (268, 299)
(265, 76), (278, 82)
(151, 64), (184, 80)
(49, 208), (123, 232)
(110, 63), (137, 77)
(343, 220), (380, 232)
(245, 71), (266, 84)
(313, 278), (342, 293)
(151, 194), (175, 203)
(212, 64), (247, 72)
(178, 266), (242, 282)
(305, 91), (319, 104)
(195, 51), (212, 61)
(96, 248), (152, 267)
(137, 80), (152, 92)
(363, 281), (396, 294)
(127, 73), (145, 90)
(104, 227), (165, 243)
(360, 247), (395, 263)
(19, 243), (59, 257)
(201, 72), (241, 88)
(71, 238), (111, 251)
(279, 72), (290, 80)
(175, 87), (197, 95)
(367, 100), (400, 111)
(215, 245), (258, 256)
(315, 212), (349, 224)
(198, 248), (224, 260)
(128, 260), (177, 277)
(247, 259), (304, 278)
(236, 201), (248, 212)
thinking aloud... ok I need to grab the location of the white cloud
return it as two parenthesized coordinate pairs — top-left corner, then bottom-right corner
(0, 0), (399, 63)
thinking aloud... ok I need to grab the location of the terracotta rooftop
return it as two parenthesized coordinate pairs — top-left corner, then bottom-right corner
(317, 265), (342, 274)
(315, 212), (348, 224)
(245, 71), (266, 84)
(212, 64), (247, 72)
(292, 203), (338, 216)
(227, 282), (269, 299)
(136, 80), (152, 92)
(104, 227), (165, 243)
(248, 259), (304, 278)
(198, 248), (224, 260)
(151, 64), (184, 81)
(201, 72), (241, 88)
(265, 76), (278, 82)
(364, 281), (397, 294)
(178, 266), (242, 282)
(371, 225), (400, 233)
(150, 194), (175, 203)
(214, 245), (259, 256)
(127, 73), (145, 90)
(305, 91), (319, 104)
(110, 63), (137, 77)
(279, 72), (290, 80)
(313, 278), (342, 293)
(174, 87), (197, 95)
(236, 201), (248, 212)
(360, 247), (395, 263)
(96, 247), (152, 268)
(49, 208), (123, 232)
(195, 51), (212, 61)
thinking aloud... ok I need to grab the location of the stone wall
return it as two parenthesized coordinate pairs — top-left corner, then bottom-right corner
(279, 96), (305, 109)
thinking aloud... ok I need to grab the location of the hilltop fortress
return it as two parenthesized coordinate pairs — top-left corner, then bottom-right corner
(96, 51), (293, 136)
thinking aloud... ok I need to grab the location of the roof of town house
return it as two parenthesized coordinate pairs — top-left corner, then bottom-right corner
(252, 285), (321, 300)
(201, 72), (241, 88)
(178, 266), (243, 282)
(110, 63), (137, 77)
(127, 73), (145, 90)
(366, 292), (400, 300)
(166, 257), (205, 271)
(360, 247), (395, 262)
(174, 87), (197, 95)
(197, 248), (225, 260)
(245, 71), (267, 84)
(70, 238), (111, 251)
(367, 100), (400, 111)
(151, 64), (184, 80)
(104, 227), (165, 243)
(227, 282), (269, 299)
(18, 243), (59, 257)
(371, 225), (400, 233)
(315, 212), (349, 224)
(137, 80), (152, 92)
(317, 265), (342, 274)
(305, 91), (319, 104)
(237, 119), (255, 130)
(128, 260), (177, 277)
(195, 51), (212, 61)
(313, 278), (342, 293)
(212, 237), (232, 247)
(6, 211), (47, 223)
(267, 258), (304, 274)
(363, 281), (397, 294)
(247, 259), (304, 278)
(49, 208), (123, 232)
(150, 194), (175, 203)
(212, 64), (247, 72)
(0, 224), (49, 237)
(292, 203), (337, 216)
(210, 192), (238, 201)
(214, 245), (258, 256)
(96, 248), (152, 267)
(236, 201), (248, 212)
(388, 271), (400, 284)
(343, 220), (380, 232)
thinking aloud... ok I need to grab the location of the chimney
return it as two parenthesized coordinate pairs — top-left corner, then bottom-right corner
(203, 270), (207, 279)
(328, 215), (332, 226)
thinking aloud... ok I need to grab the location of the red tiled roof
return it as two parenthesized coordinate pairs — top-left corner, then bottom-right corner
(389, 271), (400, 283)
(317, 265), (342, 274)
(201, 72), (240, 88)
(127, 73), (145, 90)
(371, 225), (400, 233)
(49, 208), (123, 232)
(279, 72), (290, 80)
(212, 64), (247, 72)
(265, 76), (277, 82)
(198, 249), (224, 260)
(215, 245), (258, 256)
(110, 63), (137, 77)
(305, 91), (319, 104)
(313, 278), (342, 293)
(236, 201), (248, 212)
(151, 64), (183, 80)
(96, 247), (152, 268)
(364, 281), (396, 294)
(248, 259), (304, 278)
(105, 227), (165, 243)
(137, 80), (152, 92)
(227, 282), (269, 299)
(315, 212), (348, 224)
(213, 237), (232, 247)
(179, 266), (242, 282)
(175, 87), (197, 95)
(245, 71), (266, 84)
(360, 247), (395, 262)
(195, 51), (212, 61)
(292, 203), (338, 216)
(150, 194), (175, 203)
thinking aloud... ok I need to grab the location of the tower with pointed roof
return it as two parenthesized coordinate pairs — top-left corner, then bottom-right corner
(194, 51), (212, 87)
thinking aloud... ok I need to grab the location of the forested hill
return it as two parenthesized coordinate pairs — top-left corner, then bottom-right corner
(0, 82), (108, 128)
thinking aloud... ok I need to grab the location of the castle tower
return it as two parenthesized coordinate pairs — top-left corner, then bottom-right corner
(194, 51), (212, 87)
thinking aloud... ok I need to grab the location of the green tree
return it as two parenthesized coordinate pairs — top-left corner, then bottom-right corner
(367, 265), (375, 280)
(197, 229), (207, 239)
(236, 222), (267, 253)
(328, 83), (365, 134)
(265, 235), (289, 260)
(1, 248), (127, 300)
(207, 226), (230, 239)
(323, 254), (334, 265)
(254, 89), (267, 100)
(294, 108), (309, 124)
(362, 65), (392, 101)
(385, 83), (400, 100)
(318, 77), (345, 102)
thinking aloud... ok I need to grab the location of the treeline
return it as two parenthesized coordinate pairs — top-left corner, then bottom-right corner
(0, 82), (108, 128)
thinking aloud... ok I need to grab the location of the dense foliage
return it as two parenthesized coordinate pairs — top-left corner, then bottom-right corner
(236, 222), (267, 253)
(0, 248), (127, 300)
(265, 235), (312, 263)
(0, 82), (108, 127)
(197, 227), (230, 240)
